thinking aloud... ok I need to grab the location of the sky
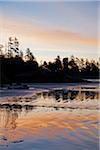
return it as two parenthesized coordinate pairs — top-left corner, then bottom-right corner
(0, 1), (99, 62)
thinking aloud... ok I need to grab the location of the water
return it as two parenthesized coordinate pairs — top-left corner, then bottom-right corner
(0, 109), (99, 150)
(0, 82), (99, 150)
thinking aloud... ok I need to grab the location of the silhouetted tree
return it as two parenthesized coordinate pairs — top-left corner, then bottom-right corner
(55, 55), (62, 71)
(25, 48), (35, 61)
(7, 37), (20, 58)
(0, 44), (4, 56)
(0, 37), (99, 85)
(63, 57), (68, 71)
(19, 50), (23, 59)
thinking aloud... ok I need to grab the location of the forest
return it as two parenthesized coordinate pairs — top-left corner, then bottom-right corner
(0, 37), (99, 84)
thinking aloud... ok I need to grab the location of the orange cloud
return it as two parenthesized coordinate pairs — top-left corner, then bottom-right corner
(0, 16), (98, 50)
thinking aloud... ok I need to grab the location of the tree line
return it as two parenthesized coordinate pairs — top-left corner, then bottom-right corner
(0, 37), (99, 84)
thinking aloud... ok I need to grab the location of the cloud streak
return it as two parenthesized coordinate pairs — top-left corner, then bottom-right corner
(0, 16), (97, 51)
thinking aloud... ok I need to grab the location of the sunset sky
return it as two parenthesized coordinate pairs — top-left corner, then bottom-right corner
(0, 1), (99, 62)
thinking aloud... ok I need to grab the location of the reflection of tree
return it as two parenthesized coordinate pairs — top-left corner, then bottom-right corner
(62, 92), (68, 100)
(0, 89), (99, 129)
(24, 105), (34, 114)
(45, 89), (99, 102)
(55, 93), (61, 101)
(42, 92), (48, 99)
(95, 92), (99, 99)
(70, 91), (79, 100)
(0, 109), (18, 129)
(10, 111), (18, 129)
(0, 105), (38, 130)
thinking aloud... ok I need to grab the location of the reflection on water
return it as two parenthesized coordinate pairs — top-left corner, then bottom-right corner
(0, 109), (18, 129)
(0, 88), (99, 111)
(41, 88), (99, 101)
(0, 86), (99, 150)
(0, 107), (99, 150)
